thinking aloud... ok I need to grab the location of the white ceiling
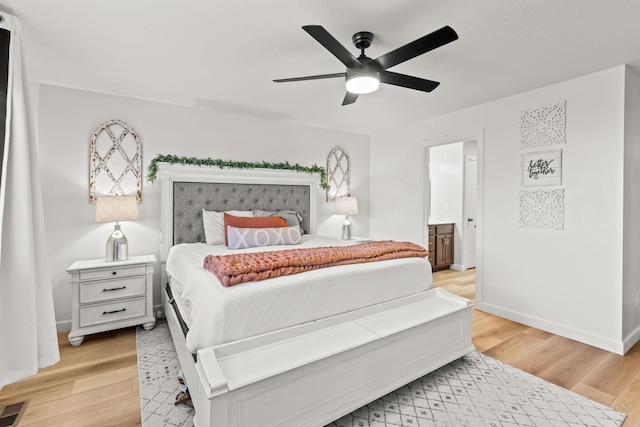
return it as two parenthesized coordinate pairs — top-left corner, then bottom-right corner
(2, 0), (640, 135)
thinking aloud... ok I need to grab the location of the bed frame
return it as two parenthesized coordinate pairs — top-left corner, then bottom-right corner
(157, 163), (474, 427)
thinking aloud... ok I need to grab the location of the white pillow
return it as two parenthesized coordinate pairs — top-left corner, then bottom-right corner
(227, 225), (302, 250)
(202, 210), (252, 244)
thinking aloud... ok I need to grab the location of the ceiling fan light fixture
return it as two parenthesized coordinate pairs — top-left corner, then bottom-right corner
(345, 73), (380, 94)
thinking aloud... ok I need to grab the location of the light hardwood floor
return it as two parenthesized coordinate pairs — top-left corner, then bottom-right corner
(2, 269), (639, 426)
(0, 329), (140, 426)
(433, 268), (640, 426)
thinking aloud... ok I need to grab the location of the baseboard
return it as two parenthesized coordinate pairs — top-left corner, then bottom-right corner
(623, 323), (640, 354)
(56, 320), (71, 334)
(481, 302), (625, 355)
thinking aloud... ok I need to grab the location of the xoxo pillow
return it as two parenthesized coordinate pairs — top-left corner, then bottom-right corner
(223, 213), (287, 246)
(226, 225), (302, 250)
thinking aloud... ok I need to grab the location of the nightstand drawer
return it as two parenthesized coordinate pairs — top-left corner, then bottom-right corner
(79, 265), (147, 281)
(80, 276), (146, 304)
(80, 297), (146, 327)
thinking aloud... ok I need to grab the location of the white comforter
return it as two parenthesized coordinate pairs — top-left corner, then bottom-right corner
(165, 235), (432, 353)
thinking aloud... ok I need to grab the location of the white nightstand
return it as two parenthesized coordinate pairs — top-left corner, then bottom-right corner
(66, 254), (156, 346)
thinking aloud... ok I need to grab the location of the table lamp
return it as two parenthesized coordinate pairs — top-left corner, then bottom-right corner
(334, 196), (358, 240)
(95, 195), (139, 261)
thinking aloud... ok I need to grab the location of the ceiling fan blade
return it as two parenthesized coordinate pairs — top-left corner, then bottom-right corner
(302, 25), (361, 69)
(373, 26), (458, 70)
(342, 92), (358, 106)
(380, 71), (440, 92)
(273, 72), (346, 83)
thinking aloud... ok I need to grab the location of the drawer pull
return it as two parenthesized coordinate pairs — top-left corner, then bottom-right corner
(102, 308), (126, 315)
(102, 286), (126, 292)
(112, 271), (117, 276)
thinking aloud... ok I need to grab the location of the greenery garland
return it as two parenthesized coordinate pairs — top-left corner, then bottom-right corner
(146, 154), (329, 190)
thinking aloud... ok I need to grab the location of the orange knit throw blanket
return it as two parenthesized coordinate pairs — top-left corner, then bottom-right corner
(203, 240), (429, 287)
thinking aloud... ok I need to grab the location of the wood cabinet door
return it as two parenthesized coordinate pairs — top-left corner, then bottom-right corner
(443, 234), (454, 265)
(435, 234), (453, 266)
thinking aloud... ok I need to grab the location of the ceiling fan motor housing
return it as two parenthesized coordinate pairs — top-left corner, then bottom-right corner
(350, 31), (381, 79)
(352, 31), (374, 50)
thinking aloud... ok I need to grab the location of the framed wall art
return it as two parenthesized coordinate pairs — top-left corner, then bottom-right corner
(521, 149), (562, 187)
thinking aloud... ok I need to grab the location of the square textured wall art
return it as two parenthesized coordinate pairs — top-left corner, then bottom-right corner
(520, 101), (566, 148)
(519, 188), (565, 230)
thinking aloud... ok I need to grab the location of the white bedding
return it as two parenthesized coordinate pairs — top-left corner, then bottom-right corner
(165, 235), (433, 353)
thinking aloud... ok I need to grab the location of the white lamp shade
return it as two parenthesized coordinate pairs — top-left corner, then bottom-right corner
(95, 196), (139, 223)
(334, 196), (358, 215)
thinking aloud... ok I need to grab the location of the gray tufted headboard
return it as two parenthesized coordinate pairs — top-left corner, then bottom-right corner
(172, 181), (311, 245)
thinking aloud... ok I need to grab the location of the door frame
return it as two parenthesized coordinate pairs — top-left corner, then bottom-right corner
(421, 129), (484, 309)
(463, 154), (477, 270)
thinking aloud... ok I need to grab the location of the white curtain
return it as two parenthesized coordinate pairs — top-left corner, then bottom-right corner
(0, 13), (59, 389)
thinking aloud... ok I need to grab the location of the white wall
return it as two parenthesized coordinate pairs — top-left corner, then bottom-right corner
(371, 65), (632, 353)
(37, 84), (370, 332)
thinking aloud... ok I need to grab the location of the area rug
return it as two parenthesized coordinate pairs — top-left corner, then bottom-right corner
(137, 322), (194, 427)
(137, 323), (626, 427)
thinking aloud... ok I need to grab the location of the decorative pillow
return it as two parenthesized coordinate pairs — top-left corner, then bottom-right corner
(203, 210), (253, 245)
(223, 213), (288, 246)
(252, 209), (305, 234)
(227, 225), (303, 250)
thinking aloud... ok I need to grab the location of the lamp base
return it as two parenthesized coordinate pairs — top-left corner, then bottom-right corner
(106, 223), (129, 262)
(342, 216), (352, 240)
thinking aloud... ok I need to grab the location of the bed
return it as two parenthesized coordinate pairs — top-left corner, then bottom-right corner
(157, 163), (474, 427)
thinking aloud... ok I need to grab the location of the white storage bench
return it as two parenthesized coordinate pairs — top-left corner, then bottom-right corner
(163, 286), (474, 427)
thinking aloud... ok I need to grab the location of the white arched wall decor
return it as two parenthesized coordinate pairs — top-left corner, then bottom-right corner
(326, 146), (351, 202)
(89, 119), (142, 204)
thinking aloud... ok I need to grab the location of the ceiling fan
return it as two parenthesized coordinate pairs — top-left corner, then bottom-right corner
(273, 25), (458, 106)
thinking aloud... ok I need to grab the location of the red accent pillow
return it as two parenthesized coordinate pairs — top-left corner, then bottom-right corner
(223, 213), (287, 246)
